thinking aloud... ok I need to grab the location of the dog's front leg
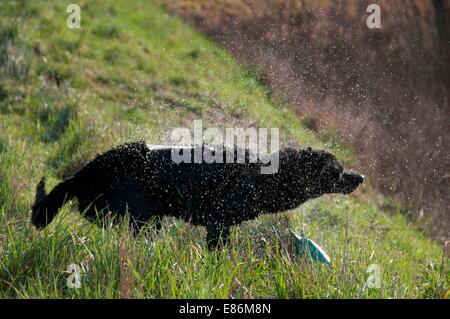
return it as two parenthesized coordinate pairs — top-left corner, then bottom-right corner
(206, 223), (230, 251)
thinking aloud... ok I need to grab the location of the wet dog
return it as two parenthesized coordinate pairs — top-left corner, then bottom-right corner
(31, 142), (364, 249)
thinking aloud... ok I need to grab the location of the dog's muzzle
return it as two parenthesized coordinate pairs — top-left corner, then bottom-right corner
(340, 170), (364, 194)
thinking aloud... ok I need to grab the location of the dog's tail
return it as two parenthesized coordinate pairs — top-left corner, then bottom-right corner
(31, 176), (76, 229)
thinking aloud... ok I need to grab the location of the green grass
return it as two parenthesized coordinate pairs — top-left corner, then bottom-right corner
(0, 0), (448, 298)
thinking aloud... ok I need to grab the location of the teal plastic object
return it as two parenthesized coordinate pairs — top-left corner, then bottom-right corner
(290, 230), (331, 265)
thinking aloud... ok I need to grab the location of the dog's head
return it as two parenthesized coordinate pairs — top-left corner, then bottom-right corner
(279, 147), (364, 198)
(318, 153), (364, 195)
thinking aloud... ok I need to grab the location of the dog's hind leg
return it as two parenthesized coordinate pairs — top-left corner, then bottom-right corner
(153, 216), (162, 231)
(206, 223), (230, 250)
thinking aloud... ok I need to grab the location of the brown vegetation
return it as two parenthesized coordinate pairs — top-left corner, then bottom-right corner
(163, 0), (450, 241)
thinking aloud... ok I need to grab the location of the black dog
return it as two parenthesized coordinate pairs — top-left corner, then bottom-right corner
(31, 142), (364, 249)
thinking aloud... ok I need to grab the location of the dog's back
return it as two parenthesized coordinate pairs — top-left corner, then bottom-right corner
(32, 142), (263, 229)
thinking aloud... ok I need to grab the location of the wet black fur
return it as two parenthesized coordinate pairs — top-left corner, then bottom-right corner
(31, 142), (364, 249)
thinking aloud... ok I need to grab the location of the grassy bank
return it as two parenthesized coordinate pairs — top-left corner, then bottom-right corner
(0, 0), (447, 298)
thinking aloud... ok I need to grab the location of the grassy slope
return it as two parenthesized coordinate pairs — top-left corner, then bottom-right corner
(0, 0), (447, 298)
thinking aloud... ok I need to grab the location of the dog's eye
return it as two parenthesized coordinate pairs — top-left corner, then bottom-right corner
(321, 164), (340, 181)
